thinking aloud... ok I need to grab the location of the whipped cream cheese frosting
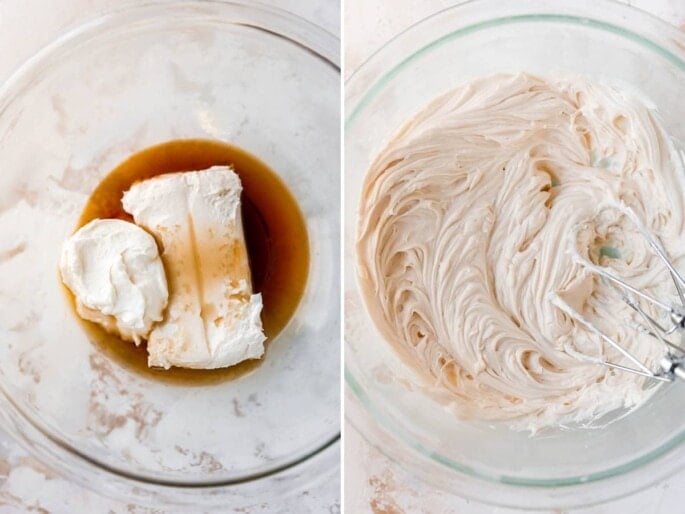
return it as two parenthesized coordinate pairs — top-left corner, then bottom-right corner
(357, 73), (685, 430)
(60, 218), (168, 344)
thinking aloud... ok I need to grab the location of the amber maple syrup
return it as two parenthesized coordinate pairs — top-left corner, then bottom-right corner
(69, 139), (309, 385)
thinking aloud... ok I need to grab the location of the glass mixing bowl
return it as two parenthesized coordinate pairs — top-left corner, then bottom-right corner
(0, 1), (339, 509)
(345, 0), (685, 509)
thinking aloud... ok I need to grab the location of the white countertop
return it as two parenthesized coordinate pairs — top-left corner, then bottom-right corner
(0, 1), (340, 512)
(343, 1), (685, 513)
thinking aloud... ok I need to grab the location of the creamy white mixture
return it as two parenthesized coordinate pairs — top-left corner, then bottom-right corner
(123, 166), (266, 369)
(60, 218), (168, 344)
(358, 73), (685, 430)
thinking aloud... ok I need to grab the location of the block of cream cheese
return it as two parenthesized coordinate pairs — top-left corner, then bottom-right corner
(60, 218), (168, 344)
(122, 166), (266, 369)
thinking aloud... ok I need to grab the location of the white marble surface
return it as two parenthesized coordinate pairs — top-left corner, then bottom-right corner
(344, 0), (685, 513)
(0, 1), (340, 513)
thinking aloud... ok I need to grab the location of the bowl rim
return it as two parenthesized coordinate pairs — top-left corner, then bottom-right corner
(344, 0), (685, 504)
(0, 0), (340, 506)
(0, 0), (340, 117)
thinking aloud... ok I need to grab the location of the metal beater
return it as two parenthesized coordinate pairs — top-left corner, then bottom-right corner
(551, 205), (685, 382)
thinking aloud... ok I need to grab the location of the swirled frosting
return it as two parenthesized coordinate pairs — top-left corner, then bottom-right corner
(357, 73), (685, 430)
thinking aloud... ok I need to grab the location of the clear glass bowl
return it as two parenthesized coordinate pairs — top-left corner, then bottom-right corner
(345, 0), (685, 509)
(0, 1), (339, 509)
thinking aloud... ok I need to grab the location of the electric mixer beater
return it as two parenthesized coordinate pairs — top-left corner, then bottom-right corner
(552, 204), (685, 382)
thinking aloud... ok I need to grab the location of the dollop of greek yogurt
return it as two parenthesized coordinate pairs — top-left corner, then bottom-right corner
(60, 218), (168, 344)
